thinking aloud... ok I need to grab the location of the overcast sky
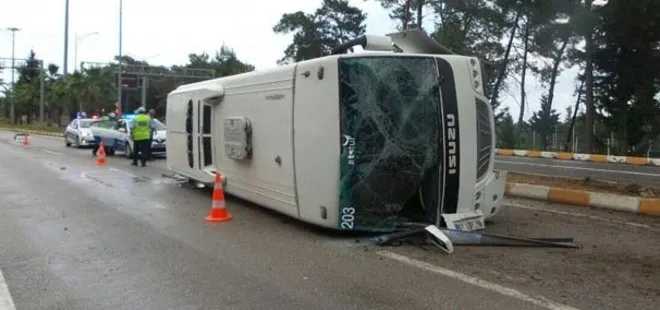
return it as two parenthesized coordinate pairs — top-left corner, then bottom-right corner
(0, 0), (581, 120)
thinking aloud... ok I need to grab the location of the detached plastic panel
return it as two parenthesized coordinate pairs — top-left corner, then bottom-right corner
(223, 116), (252, 160)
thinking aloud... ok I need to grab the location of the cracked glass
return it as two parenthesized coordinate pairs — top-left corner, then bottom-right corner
(338, 56), (442, 231)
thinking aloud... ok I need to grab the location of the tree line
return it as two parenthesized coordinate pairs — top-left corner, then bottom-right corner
(1, 0), (659, 156)
(272, 0), (660, 156)
(0, 45), (254, 126)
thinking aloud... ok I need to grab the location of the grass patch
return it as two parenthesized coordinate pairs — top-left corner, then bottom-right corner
(507, 171), (660, 198)
(0, 120), (64, 133)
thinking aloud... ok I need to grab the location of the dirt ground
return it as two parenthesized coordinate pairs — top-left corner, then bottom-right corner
(507, 171), (660, 198)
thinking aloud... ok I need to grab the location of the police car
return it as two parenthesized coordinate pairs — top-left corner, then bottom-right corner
(90, 114), (167, 158)
(64, 117), (97, 148)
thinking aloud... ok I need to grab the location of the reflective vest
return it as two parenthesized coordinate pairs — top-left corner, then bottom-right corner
(133, 114), (151, 141)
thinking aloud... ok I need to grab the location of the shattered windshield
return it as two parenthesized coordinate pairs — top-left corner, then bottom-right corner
(338, 56), (442, 232)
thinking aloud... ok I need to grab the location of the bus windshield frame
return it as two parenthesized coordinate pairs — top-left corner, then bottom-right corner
(337, 55), (444, 232)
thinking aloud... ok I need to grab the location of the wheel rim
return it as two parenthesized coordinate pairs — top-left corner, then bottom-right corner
(125, 144), (131, 157)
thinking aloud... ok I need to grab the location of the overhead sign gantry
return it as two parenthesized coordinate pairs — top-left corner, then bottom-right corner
(80, 61), (216, 111)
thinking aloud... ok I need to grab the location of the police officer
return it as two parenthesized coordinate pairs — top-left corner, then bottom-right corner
(130, 107), (152, 167)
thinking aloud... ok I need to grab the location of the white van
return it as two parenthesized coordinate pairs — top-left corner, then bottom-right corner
(166, 29), (507, 232)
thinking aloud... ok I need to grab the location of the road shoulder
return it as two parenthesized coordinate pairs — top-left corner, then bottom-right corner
(381, 197), (660, 310)
(496, 148), (660, 167)
(505, 180), (660, 216)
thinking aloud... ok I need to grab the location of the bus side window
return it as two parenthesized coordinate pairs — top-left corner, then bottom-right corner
(202, 104), (212, 166)
(202, 105), (211, 134)
(186, 99), (194, 168)
(186, 100), (193, 134)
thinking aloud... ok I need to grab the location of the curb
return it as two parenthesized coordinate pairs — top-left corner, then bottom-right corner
(496, 148), (660, 167)
(504, 182), (660, 216)
(0, 127), (63, 138)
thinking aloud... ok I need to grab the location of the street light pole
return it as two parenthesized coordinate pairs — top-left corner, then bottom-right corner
(7, 27), (20, 125)
(74, 32), (99, 72)
(63, 0), (70, 78)
(117, 0), (123, 113)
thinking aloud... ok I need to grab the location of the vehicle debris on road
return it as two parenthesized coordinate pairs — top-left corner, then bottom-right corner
(372, 225), (579, 254)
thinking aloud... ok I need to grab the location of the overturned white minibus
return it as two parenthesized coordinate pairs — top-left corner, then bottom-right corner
(166, 29), (507, 232)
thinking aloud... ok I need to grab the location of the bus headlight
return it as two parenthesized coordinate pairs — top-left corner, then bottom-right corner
(469, 57), (484, 96)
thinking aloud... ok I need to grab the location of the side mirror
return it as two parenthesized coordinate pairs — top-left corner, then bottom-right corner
(424, 225), (454, 254)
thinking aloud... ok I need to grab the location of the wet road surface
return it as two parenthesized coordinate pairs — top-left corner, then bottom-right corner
(495, 156), (660, 186)
(0, 131), (659, 310)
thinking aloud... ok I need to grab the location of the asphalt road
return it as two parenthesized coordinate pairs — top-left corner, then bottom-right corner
(0, 131), (659, 310)
(495, 156), (660, 187)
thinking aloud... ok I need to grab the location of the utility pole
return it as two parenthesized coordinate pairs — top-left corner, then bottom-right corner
(7, 27), (20, 125)
(140, 77), (148, 108)
(117, 0), (124, 113)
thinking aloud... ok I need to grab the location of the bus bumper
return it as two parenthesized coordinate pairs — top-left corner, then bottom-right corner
(483, 169), (507, 219)
(440, 170), (507, 231)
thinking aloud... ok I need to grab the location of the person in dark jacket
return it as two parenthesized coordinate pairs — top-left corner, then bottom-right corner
(147, 109), (157, 160)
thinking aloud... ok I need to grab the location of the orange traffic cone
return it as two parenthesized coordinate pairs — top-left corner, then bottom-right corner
(205, 171), (232, 222)
(22, 134), (29, 147)
(96, 141), (107, 166)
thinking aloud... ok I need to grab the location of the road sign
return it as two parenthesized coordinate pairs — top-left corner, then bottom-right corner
(117, 73), (139, 89)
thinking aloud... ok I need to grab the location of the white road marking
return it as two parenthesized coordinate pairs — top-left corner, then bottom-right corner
(505, 202), (658, 231)
(41, 149), (62, 156)
(377, 251), (580, 310)
(109, 167), (138, 178)
(495, 160), (659, 177)
(30, 135), (62, 141)
(0, 268), (16, 310)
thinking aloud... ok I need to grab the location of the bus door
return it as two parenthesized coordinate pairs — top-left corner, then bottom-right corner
(186, 99), (213, 171)
(197, 101), (213, 170)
